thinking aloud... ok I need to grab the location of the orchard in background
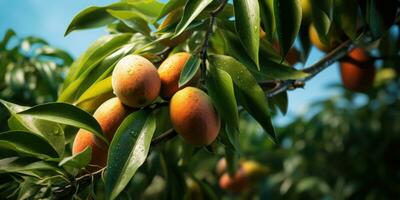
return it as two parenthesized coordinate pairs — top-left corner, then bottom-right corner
(0, 0), (400, 199)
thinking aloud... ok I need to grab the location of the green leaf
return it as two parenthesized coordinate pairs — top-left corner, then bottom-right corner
(112, 16), (151, 36)
(22, 36), (48, 48)
(364, 0), (398, 39)
(59, 33), (133, 102)
(0, 131), (58, 159)
(107, 0), (163, 23)
(214, 29), (308, 80)
(259, 0), (275, 42)
(0, 100), (65, 157)
(310, 0), (332, 43)
(65, 2), (128, 36)
(59, 147), (92, 175)
(333, 0), (357, 39)
(106, 110), (156, 200)
(274, 0), (302, 57)
(178, 55), (201, 87)
(174, 0), (213, 37)
(35, 46), (74, 65)
(75, 76), (113, 105)
(18, 102), (107, 144)
(209, 54), (276, 141)
(0, 29), (16, 50)
(157, 0), (186, 21)
(206, 68), (239, 149)
(299, 24), (312, 60)
(270, 91), (288, 115)
(17, 178), (41, 200)
(62, 33), (132, 90)
(233, 0), (260, 68)
(0, 160), (66, 178)
(257, 40), (309, 80)
(33, 62), (59, 96)
(225, 146), (239, 176)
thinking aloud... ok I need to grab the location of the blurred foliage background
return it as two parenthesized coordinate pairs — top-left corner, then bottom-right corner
(0, 29), (72, 106)
(0, 29), (73, 133)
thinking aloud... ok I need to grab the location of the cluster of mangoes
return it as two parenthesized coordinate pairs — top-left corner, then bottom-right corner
(72, 52), (220, 170)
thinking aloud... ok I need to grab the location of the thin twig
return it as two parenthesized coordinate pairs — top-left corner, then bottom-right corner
(258, 80), (282, 90)
(266, 39), (354, 98)
(151, 129), (177, 146)
(200, 0), (228, 78)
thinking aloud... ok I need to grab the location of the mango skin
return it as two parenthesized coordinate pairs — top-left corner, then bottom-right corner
(72, 97), (131, 171)
(169, 87), (220, 146)
(112, 55), (161, 108)
(218, 159), (269, 193)
(158, 52), (200, 99)
(219, 170), (250, 193)
(340, 48), (375, 92)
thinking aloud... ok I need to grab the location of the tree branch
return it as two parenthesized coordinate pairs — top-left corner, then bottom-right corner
(266, 39), (354, 98)
(53, 2), (229, 198)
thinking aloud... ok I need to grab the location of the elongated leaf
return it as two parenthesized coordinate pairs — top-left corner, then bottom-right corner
(71, 33), (165, 101)
(157, 0), (186, 21)
(75, 76), (113, 105)
(274, 0), (302, 57)
(59, 33), (132, 102)
(259, 0), (275, 42)
(178, 55), (201, 87)
(310, 0), (332, 43)
(0, 100), (65, 156)
(270, 91), (288, 115)
(108, 14), (151, 35)
(62, 34), (132, 90)
(209, 55), (276, 141)
(333, 0), (357, 39)
(299, 24), (312, 60)
(233, 0), (260, 68)
(0, 160), (66, 178)
(65, 2), (128, 36)
(0, 131), (58, 159)
(0, 29), (16, 50)
(106, 0), (163, 23)
(59, 147), (91, 168)
(174, 0), (213, 37)
(59, 147), (92, 176)
(364, 0), (398, 39)
(214, 29), (308, 80)
(18, 102), (107, 144)
(106, 110), (156, 200)
(206, 68), (239, 149)
(35, 46), (74, 65)
(225, 146), (239, 176)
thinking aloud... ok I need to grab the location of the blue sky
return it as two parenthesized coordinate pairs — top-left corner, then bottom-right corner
(0, 0), (342, 125)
